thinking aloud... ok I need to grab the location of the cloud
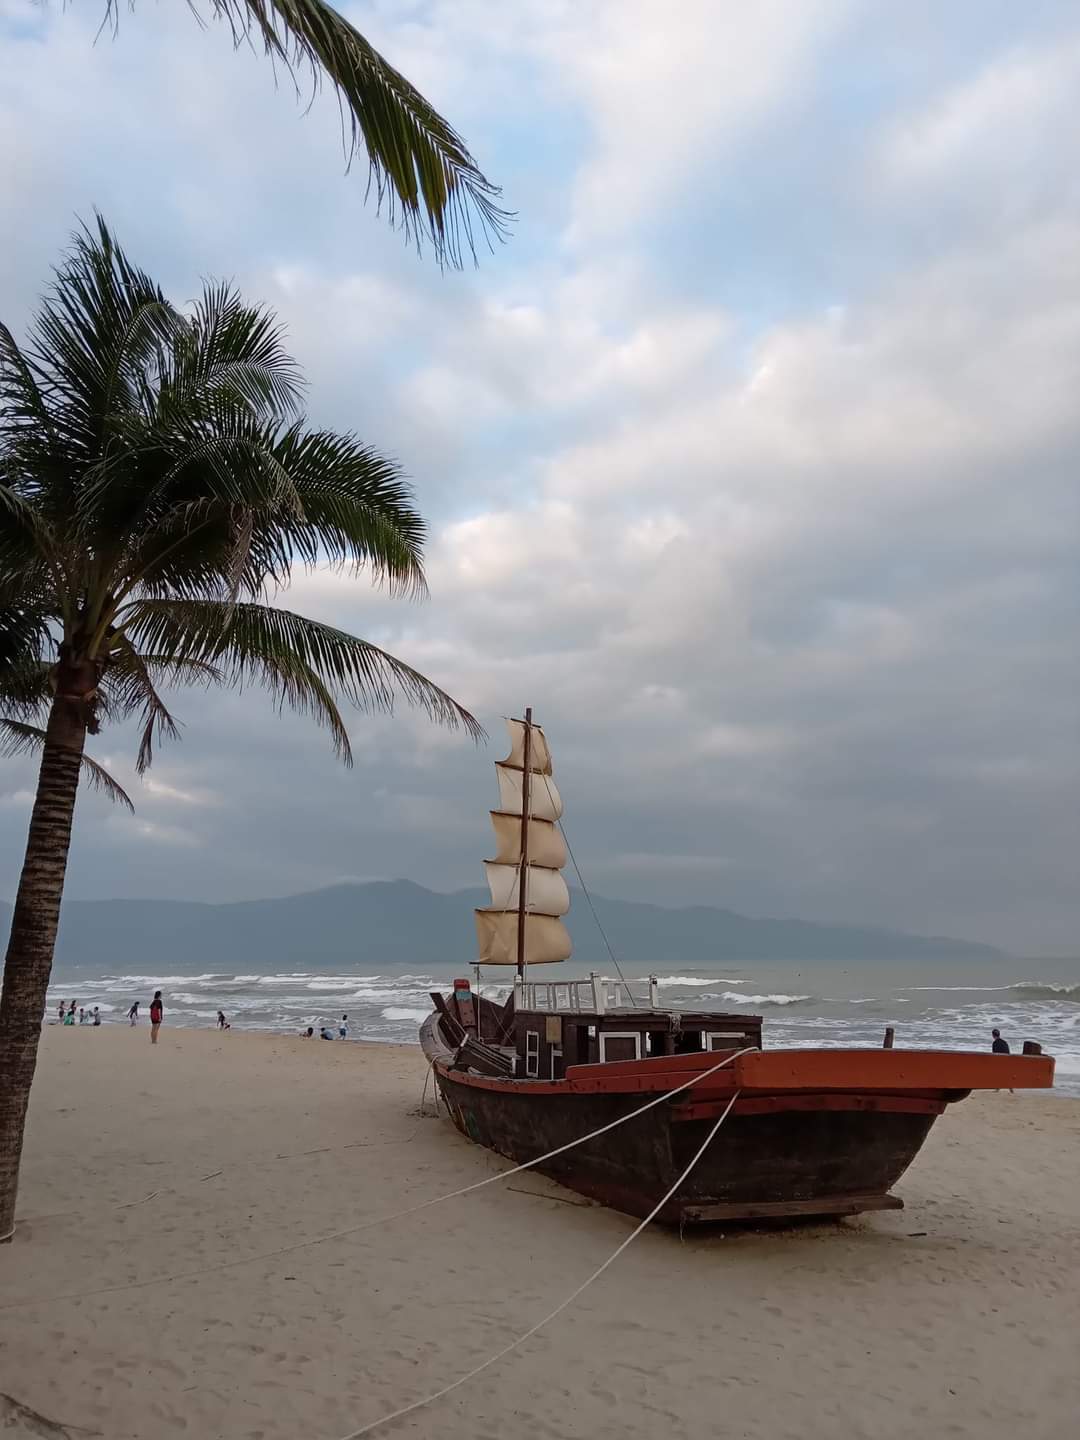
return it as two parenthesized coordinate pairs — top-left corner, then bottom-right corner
(1, 2), (1078, 950)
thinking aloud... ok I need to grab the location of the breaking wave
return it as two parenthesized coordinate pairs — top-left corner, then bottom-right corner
(655, 976), (743, 987)
(699, 990), (812, 1007)
(1009, 982), (1080, 1001)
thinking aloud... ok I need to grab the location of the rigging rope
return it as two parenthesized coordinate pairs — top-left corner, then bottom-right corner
(530, 765), (636, 1006)
(0, 1048), (756, 1312)
(337, 1089), (742, 1438)
(557, 814), (636, 1005)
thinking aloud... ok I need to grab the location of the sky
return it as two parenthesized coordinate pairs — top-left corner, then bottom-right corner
(0, 0), (1078, 952)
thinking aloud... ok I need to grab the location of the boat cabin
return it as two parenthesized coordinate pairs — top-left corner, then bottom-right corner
(430, 975), (762, 1082)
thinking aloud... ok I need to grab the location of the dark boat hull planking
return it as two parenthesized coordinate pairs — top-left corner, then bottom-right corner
(432, 1063), (937, 1225)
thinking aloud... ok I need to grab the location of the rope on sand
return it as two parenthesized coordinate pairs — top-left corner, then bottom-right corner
(337, 1091), (742, 1439)
(0, 1048), (755, 1311)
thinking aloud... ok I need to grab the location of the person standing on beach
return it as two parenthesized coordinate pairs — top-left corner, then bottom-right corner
(92, 1007), (101, 1027)
(991, 1028), (1014, 1093)
(57, 1001), (66, 1024)
(149, 991), (164, 1045)
(217, 1010), (227, 1030)
(339, 1014), (349, 1040)
(128, 1001), (139, 1026)
(63, 1005), (75, 1026)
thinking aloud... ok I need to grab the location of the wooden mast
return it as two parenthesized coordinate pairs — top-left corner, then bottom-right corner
(516, 707), (532, 982)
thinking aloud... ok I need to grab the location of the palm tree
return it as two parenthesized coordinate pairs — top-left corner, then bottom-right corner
(0, 219), (482, 1241)
(93, 0), (508, 267)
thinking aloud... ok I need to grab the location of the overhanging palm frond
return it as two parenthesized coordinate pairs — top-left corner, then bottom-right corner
(0, 718), (134, 811)
(124, 597), (485, 756)
(197, 0), (511, 266)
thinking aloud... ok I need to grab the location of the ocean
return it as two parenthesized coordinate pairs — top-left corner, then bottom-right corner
(47, 954), (1080, 1096)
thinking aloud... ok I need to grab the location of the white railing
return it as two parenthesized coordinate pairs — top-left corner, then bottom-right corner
(515, 973), (658, 1013)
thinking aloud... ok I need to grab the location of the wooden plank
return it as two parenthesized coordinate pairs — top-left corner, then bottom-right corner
(493, 990), (516, 1045)
(565, 1049), (749, 1082)
(457, 1036), (515, 1078)
(430, 992), (465, 1046)
(671, 1093), (947, 1121)
(733, 1048), (1056, 1093)
(682, 1193), (904, 1223)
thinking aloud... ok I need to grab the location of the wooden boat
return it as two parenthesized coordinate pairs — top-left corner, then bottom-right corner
(420, 713), (1055, 1226)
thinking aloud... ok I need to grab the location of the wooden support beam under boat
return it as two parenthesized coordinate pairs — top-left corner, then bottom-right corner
(682, 1194), (904, 1223)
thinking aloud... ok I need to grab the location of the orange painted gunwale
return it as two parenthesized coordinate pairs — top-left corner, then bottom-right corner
(435, 1046), (1054, 1099)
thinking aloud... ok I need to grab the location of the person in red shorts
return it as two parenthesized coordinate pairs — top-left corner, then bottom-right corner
(149, 990), (164, 1045)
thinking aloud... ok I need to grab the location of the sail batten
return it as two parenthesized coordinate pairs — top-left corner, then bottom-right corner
(478, 716), (571, 969)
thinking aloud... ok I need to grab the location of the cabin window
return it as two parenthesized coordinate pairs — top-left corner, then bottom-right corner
(599, 1031), (641, 1064)
(674, 1032), (704, 1054)
(706, 1032), (745, 1051)
(525, 1030), (540, 1077)
(550, 1046), (563, 1080)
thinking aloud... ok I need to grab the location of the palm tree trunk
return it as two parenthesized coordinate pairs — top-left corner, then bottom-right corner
(0, 694), (86, 1242)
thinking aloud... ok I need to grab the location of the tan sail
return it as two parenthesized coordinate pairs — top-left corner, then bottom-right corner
(489, 811), (567, 870)
(478, 712), (572, 970)
(483, 862), (570, 917)
(475, 910), (571, 966)
(503, 717), (553, 775)
(495, 763), (562, 822)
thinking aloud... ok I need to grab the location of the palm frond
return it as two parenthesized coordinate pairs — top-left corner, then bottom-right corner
(0, 321), (57, 448)
(0, 717), (134, 811)
(177, 281), (304, 417)
(104, 638), (184, 773)
(260, 425), (427, 595)
(123, 598), (485, 756)
(116, 422), (427, 603)
(195, 0), (510, 266)
(0, 601), (55, 721)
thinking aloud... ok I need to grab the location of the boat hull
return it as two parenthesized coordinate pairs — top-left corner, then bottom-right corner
(421, 1008), (1055, 1226)
(432, 1064), (936, 1225)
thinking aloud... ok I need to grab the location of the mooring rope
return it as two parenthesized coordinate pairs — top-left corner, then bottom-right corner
(337, 1090), (742, 1438)
(0, 1048), (755, 1312)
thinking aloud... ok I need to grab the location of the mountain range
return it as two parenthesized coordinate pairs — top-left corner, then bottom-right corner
(0, 880), (1004, 975)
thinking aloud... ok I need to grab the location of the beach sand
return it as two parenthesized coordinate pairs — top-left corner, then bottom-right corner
(1, 1027), (1077, 1440)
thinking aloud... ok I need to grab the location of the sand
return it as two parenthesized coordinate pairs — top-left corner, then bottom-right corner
(1, 1027), (1077, 1440)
